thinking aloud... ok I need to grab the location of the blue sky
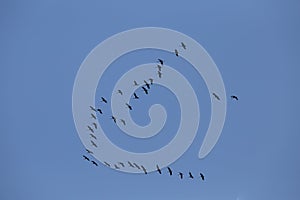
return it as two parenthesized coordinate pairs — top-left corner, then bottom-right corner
(1, 0), (299, 199)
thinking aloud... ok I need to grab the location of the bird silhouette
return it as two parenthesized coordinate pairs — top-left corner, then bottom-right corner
(167, 167), (173, 176)
(156, 165), (162, 174)
(101, 97), (108, 103)
(92, 122), (97, 129)
(231, 95), (238, 101)
(111, 116), (117, 123)
(175, 49), (179, 57)
(104, 161), (111, 167)
(133, 92), (139, 99)
(91, 113), (97, 119)
(90, 106), (97, 112)
(117, 90), (123, 95)
(178, 172), (184, 179)
(90, 133), (97, 140)
(212, 93), (220, 101)
(133, 80), (139, 86)
(97, 108), (103, 114)
(133, 163), (141, 169)
(144, 80), (150, 89)
(114, 164), (120, 169)
(200, 173), (205, 180)
(120, 119), (126, 126)
(157, 71), (162, 78)
(118, 162), (125, 167)
(180, 42), (186, 49)
(149, 78), (154, 85)
(141, 165), (147, 174)
(83, 155), (90, 161)
(87, 125), (94, 133)
(91, 140), (97, 148)
(158, 59), (164, 65)
(86, 149), (93, 154)
(126, 103), (132, 110)
(91, 161), (98, 166)
(142, 86), (148, 94)
(128, 161), (135, 168)
(156, 64), (162, 71)
(189, 172), (194, 179)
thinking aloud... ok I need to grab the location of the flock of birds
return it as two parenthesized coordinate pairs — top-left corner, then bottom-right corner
(80, 41), (239, 181)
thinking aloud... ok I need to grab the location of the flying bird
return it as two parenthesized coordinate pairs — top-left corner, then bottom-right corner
(156, 165), (162, 174)
(133, 92), (139, 99)
(91, 140), (97, 148)
(133, 163), (141, 169)
(157, 59), (164, 65)
(87, 125), (94, 133)
(97, 108), (103, 114)
(156, 64), (162, 71)
(149, 78), (154, 85)
(111, 116), (117, 123)
(212, 93), (220, 101)
(126, 103), (133, 110)
(141, 165), (147, 174)
(114, 164), (120, 169)
(90, 133), (97, 140)
(200, 173), (205, 180)
(128, 161), (135, 168)
(91, 161), (98, 166)
(104, 161), (111, 167)
(144, 80), (150, 89)
(83, 155), (90, 161)
(180, 42), (186, 49)
(120, 119), (126, 126)
(142, 86), (148, 94)
(133, 80), (139, 86)
(118, 162), (125, 167)
(231, 95), (239, 101)
(90, 106), (97, 112)
(189, 172), (194, 179)
(117, 90), (123, 95)
(157, 71), (162, 78)
(175, 49), (179, 57)
(178, 172), (184, 179)
(167, 167), (173, 176)
(91, 113), (97, 119)
(86, 149), (93, 154)
(101, 97), (108, 103)
(92, 122), (97, 129)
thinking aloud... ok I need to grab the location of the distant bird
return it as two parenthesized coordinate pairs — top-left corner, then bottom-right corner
(92, 122), (97, 129)
(120, 119), (126, 126)
(128, 161), (135, 168)
(90, 106), (97, 112)
(175, 49), (179, 57)
(101, 97), (108, 103)
(133, 92), (139, 99)
(156, 64), (162, 71)
(83, 155), (90, 161)
(231, 95), (239, 101)
(126, 103), (132, 110)
(212, 93), (220, 101)
(178, 172), (184, 179)
(156, 165), (162, 174)
(87, 125), (94, 133)
(111, 116), (117, 123)
(157, 71), (162, 78)
(189, 172), (194, 179)
(91, 161), (98, 166)
(91, 113), (97, 119)
(104, 161), (111, 167)
(133, 163), (141, 169)
(133, 80), (139, 86)
(91, 140), (97, 148)
(200, 173), (205, 181)
(144, 80), (150, 89)
(142, 86), (148, 94)
(180, 42), (186, 50)
(114, 164), (120, 169)
(167, 167), (173, 176)
(86, 149), (93, 154)
(149, 78), (154, 85)
(141, 165), (147, 174)
(117, 90), (123, 95)
(97, 108), (103, 114)
(118, 162), (125, 167)
(158, 59), (164, 65)
(90, 133), (97, 140)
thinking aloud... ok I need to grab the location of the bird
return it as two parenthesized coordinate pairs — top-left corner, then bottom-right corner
(90, 133), (97, 140)
(180, 42), (186, 50)
(91, 113), (97, 119)
(157, 71), (162, 78)
(156, 165), (162, 174)
(97, 108), (103, 114)
(118, 162), (125, 167)
(91, 140), (97, 148)
(114, 164), (120, 169)
(87, 125), (94, 133)
(92, 122), (97, 129)
(212, 93), (220, 101)
(104, 161), (111, 167)
(83, 155), (90, 161)
(133, 163), (141, 169)
(144, 80), (150, 89)
(200, 173), (205, 180)
(86, 149), (93, 154)
(101, 97), (108, 103)
(117, 90), (123, 95)
(90, 106), (97, 112)
(133, 92), (139, 99)
(189, 172), (194, 179)
(91, 161), (98, 166)
(141, 165), (147, 174)
(133, 80), (139, 86)
(178, 172), (184, 179)
(126, 103), (132, 110)
(156, 64), (162, 71)
(167, 167), (173, 176)
(231, 95), (239, 101)
(111, 116), (117, 123)
(175, 49), (179, 57)
(142, 86), (148, 94)
(120, 119), (126, 126)
(157, 59), (164, 65)
(128, 161), (135, 168)
(149, 78), (154, 85)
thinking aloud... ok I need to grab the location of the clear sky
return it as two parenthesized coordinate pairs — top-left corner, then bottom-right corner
(1, 0), (299, 199)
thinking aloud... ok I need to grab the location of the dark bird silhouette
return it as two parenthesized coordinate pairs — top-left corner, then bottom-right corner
(104, 161), (111, 167)
(141, 165), (147, 174)
(120, 119), (126, 126)
(114, 164), (120, 169)
(133, 92), (139, 99)
(97, 108), (103, 114)
(91, 161), (98, 166)
(157, 71), (162, 78)
(91, 140), (97, 148)
(83, 155), (90, 161)
(111, 116), (117, 123)
(149, 78), (154, 85)
(156, 64), (162, 71)
(142, 86), (148, 94)
(212, 93), (220, 101)
(90, 106), (97, 112)
(118, 162), (125, 167)
(87, 125), (94, 133)
(175, 49), (179, 57)
(86, 149), (93, 154)
(189, 172), (194, 179)
(200, 173), (205, 180)
(231, 95), (239, 101)
(178, 172), (184, 179)
(101, 97), (108, 103)
(133, 80), (139, 86)
(92, 122), (97, 129)
(158, 59), (164, 65)
(117, 90), (123, 95)
(90, 133), (97, 140)
(128, 161), (135, 168)
(133, 163), (141, 169)
(156, 165), (162, 174)
(144, 80), (150, 89)
(167, 167), (173, 176)
(126, 103), (133, 110)
(180, 42), (186, 50)
(91, 113), (97, 120)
